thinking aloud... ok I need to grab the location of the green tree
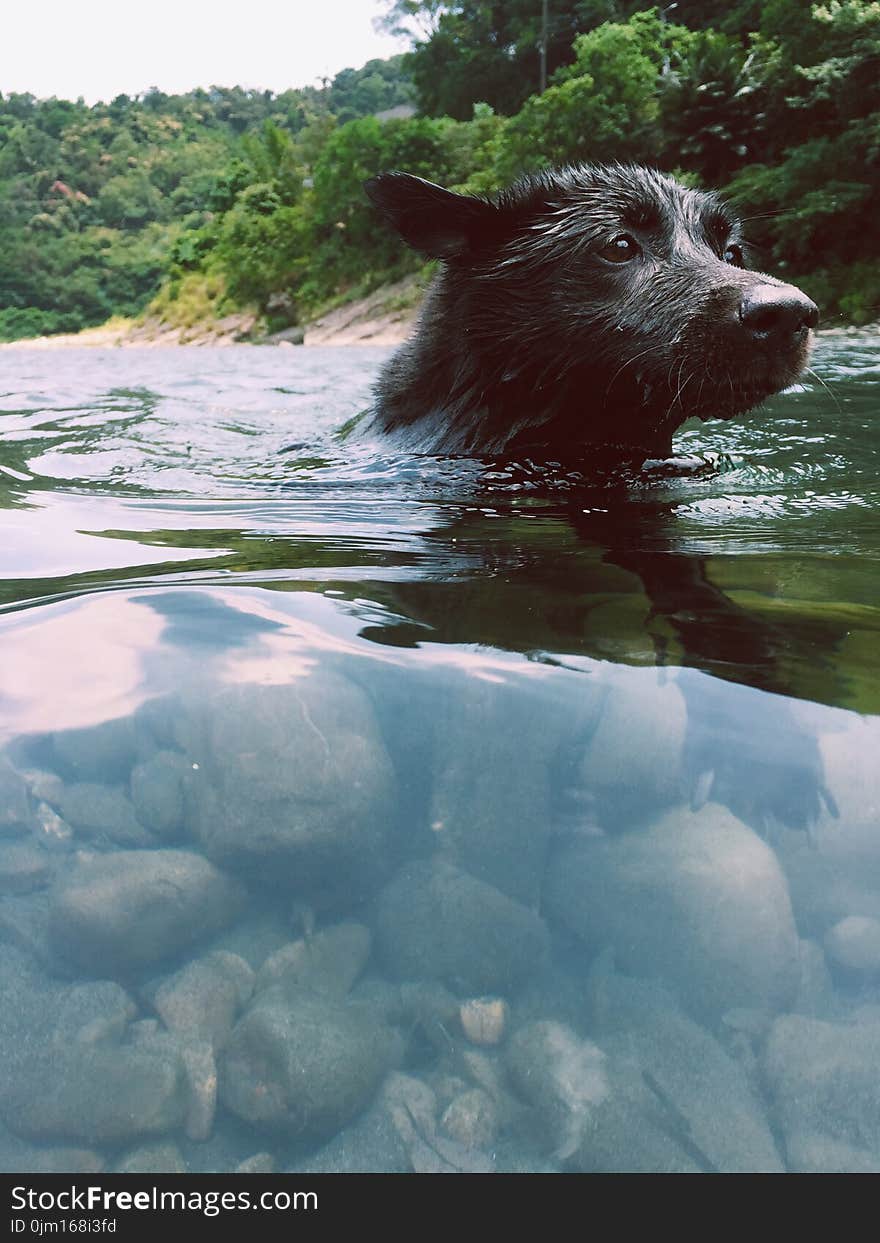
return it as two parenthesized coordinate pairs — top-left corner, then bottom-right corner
(495, 9), (695, 177)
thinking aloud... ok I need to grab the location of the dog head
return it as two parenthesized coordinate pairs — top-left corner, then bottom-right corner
(365, 165), (818, 442)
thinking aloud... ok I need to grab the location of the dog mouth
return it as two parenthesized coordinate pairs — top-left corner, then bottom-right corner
(694, 381), (782, 421)
(674, 341), (813, 424)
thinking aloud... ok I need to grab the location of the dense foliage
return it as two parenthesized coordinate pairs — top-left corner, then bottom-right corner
(0, 60), (415, 339)
(0, 3), (876, 340)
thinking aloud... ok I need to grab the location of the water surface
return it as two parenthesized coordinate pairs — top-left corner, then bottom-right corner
(0, 337), (878, 1173)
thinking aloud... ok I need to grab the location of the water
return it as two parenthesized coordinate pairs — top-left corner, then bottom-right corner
(0, 337), (878, 1173)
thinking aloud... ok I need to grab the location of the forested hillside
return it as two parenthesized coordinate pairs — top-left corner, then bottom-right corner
(0, 59), (415, 339)
(1, 2), (877, 341)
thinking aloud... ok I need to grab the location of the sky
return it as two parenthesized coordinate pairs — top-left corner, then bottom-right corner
(1, 0), (411, 104)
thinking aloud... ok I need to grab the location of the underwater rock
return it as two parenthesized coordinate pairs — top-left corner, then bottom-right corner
(0, 842), (51, 894)
(255, 923), (371, 999)
(606, 1009), (782, 1172)
(209, 908), (293, 969)
(130, 750), (190, 839)
(0, 892), (52, 964)
(825, 915), (880, 975)
(220, 986), (393, 1141)
(571, 1064), (705, 1173)
(53, 783), (155, 847)
(440, 1088), (499, 1150)
(32, 799), (74, 852)
(380, 1072), (494, 1173)
(459, 996), (508, 1046)
(49, 849), (245, 974)
(374, 858), (549, 994)
(1, 1041), (187, 1145)
(545, 803), (799, 1022)
(179, 1041), (218, 1142)
(587, 970), (783, 1172)
(1, 1142), (105, 1175)
(53, 981), (138, 1047)
(147, 950), (254, 1044)
(575, 668), (687, 827)
(780, 715), (880, 934)
(790, 937), (834, 1016)
(817, 715), (880, 840)
(235, 1153), (276, 1173)
(178, 677), (395, 892)
(506, 1020), (609, 1160)
(124, 1021), (220, 1144)
(763, 1014), (880, 1171)
(396, 980), (459, 1054)
(115, 1142), (187, 1173)
(507, 1010), (702, 1173)
(427, 676), (578, 905)
(293, 1095), (412, 1174)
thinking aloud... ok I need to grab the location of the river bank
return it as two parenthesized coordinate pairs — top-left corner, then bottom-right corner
(0, 275), (424, 351)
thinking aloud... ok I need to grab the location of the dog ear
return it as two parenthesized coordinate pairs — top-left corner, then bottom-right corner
(364, 172), (499, 259)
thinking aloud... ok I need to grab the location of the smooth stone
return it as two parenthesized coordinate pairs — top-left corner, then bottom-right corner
(506, 1020), (609, 1160)
(380, 1072), (493, 1173)
(825, 915), (880, 973)
(397, 980), (459, 1053)
(130, 750), (189, 839)
(49, 849), (245, 974)
(255, 923), (371, 999)
(589, 969), (783, 1172)
(235, 1153), (276, 1173)
(572, 1065), (704, 1173)
(459, 997), (508, 1046)
(209, 909), (293, 969)
(2, 1144), (105, 1174)
(148, 950), (254, 1043)
(53, 783), (155, 847)
(53, 981), (138, 1046)
(0, 1042), (187, 1145)
(817, 715), (880, 841)
(783, 1131), (879, 1174)
(22, 769), (65, 805)
(220, 988), (392, 1141)
(427, 674), (582, 904)
(0, 892), (52, 964)
(575, 667), (687, 827)
(32, 801), (74, 851)
(606, 1011), (782, 1173)
(293, 1094), (411, 1174)
(0, 842), (51, 893)
(180, 1041), (218, 1142)
(374, 858), (549, 994)
(180, 677), (395, 890)
(440, 1089), (499, 1150)
(545, 803), (799, 1022)
(778, 715), (880, 933)
(115, 1142), (187, 1173)
(763, 1014), (880, 1169)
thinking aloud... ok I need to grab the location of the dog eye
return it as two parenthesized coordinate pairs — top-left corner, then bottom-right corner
(723, 243), (744, 267)
(599, 234), (640, 263)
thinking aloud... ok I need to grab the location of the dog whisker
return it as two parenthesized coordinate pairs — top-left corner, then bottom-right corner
(805, 366), (841, 414)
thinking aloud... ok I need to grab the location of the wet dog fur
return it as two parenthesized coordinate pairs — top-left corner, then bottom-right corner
(363, 164), (818, 465)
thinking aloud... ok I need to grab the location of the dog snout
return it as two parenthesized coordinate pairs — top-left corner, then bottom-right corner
(739, 283), (819, 343)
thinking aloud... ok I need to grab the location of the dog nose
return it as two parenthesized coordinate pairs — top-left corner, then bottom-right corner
(739, 284), (819, 341)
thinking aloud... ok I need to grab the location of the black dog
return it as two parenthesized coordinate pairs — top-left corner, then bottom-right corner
(363, 164), (818, 464)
